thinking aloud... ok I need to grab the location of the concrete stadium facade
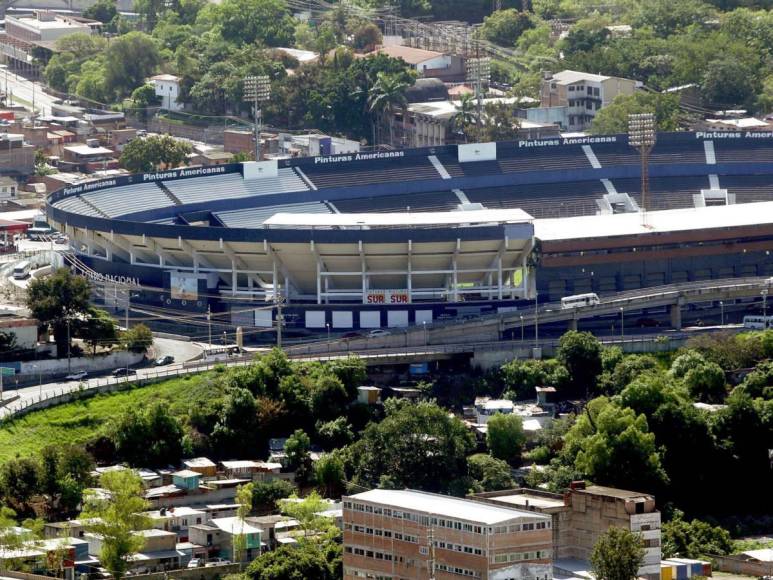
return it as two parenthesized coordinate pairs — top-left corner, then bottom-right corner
(46, 131), (773, 333)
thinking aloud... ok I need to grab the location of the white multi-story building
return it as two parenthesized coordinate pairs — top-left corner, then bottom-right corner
(151, 74), (183, 112)
(540, 70), (638, 131)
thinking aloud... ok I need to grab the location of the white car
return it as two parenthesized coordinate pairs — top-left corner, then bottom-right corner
(368, 329), (391, 337)
(65, 371), (87, 381)
(205, 558), (231, 567)
(187, 558), (203, 568)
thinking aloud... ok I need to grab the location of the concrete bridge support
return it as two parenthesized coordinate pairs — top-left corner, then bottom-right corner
(568, 317), (578, 331)
(670, 299), (684, 329)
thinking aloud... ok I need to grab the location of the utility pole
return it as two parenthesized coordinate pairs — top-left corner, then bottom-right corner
(207, 305), (212, 348)
(243, 76), (271, 161)
(275, 291), (285, 349)
(628, 113), (656, 226)
(66, 317), (71, 374)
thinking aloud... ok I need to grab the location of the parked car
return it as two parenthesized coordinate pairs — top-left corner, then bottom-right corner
(65, 371), (87, 381)
(205, 558), (231, 567)
(153, 355), (174, 366)
(342, 331), (363, 339)
(112, 367), (137, 377)
(187, 559), (203, 569)
(368, 329), (391, 338)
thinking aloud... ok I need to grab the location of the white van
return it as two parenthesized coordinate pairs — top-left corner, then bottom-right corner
(561, 293), (600, 309)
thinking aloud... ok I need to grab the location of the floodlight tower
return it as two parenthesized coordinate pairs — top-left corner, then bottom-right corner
(628, 112), (657, 225)
(243, 75), (271, 161)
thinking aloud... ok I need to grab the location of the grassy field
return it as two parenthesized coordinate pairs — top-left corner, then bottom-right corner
(0, 371), (225, 463)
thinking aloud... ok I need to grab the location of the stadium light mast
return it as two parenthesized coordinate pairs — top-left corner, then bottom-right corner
(466, 33), (490, 131)
(628, 112), (656, 225)
(243, 75), (271, 161)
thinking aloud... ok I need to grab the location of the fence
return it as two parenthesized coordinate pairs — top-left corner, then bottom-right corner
(711, 554), (773, 577)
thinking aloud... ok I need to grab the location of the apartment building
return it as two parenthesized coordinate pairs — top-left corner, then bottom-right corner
(540, 70), (637, 131)
(471, 483), (661, 579)
(343, 489), (553, 580)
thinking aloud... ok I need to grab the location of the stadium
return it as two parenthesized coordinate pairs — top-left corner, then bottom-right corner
(46, 131), (773, 335)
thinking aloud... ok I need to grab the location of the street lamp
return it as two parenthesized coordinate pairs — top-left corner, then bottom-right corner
(719, 300), (724, 326)
(628, 113), (657, 225)
(326, 323), (331, 352)
(243, 75), (271, 161)
(762, 288), (768, 321)
(422, 320), (427, 346)
(520, 315), (524, 343)
(620, 307), (625, 340)
(32, 364), (41, 398)
(534, 293), (539, 347)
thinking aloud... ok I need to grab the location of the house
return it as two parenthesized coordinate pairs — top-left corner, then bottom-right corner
(0, 133), (34, 175)
(146, 506), (208, 541)
(220, 460), (282, 480)
(182, 457), (217, 477)
(171, 470), (201, 491)
(540, 70), (638, 131)
(189, 517), (263, 563)
(61, 143), (117, 173)
(474, 397), (515, 424)
(471, 483), (662, 580)
(0, 315), (39, 349)
(151, 74), (183, 112)
(367, 45), (465, 82)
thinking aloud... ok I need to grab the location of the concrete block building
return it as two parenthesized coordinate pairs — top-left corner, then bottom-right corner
(343, 489), (553, 580)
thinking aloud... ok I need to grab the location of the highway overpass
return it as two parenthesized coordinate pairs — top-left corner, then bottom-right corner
(285, 276), (772, 358)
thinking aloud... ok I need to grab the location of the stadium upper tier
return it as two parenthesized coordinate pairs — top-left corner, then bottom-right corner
(48, 132), (773, 228)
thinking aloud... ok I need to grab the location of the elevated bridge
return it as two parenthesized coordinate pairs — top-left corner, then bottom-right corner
(285, 276), (771, 358)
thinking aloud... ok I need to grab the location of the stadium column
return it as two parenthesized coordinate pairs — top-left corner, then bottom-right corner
(231, 260), (237, 296)
(497, 255), (503, 300)
(407, 240), (413, 303)
(670, 298), (683, 330)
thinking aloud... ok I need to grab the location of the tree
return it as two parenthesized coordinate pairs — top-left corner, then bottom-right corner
(26, 268), (91, 358)
(37, 445), (94, 517)
(739, 359), (773, 399)
(501, 358), (569, 400)
(233, 483), (254, 563)
(327, 357), (366, 399)
(590, 527), (645, 580)
(285, 429), (312, 485)
(591, 93), (682, 134)
(103, 32), (161, 99)
(368, 72), (409, 146)
(556, 331), (603, 398)
(683, 362), (727, 403)
(351, 400), (475, 494)
(480, 9), (534, 47)
(0, 457), (40, 510)
(122, 323), (153, 353)
(564, 397), (668, 491)
(314, 453), (345, 498)
(316, 417), (354, 450)
(661, 510), (733, 558)
(109, 404), (184, 467)
(669, 350), (708, 379)
(246, 541), (337, 580)
(77, 307), (119, 355)
(130, 84), (161, 120)
(311, 374), (349, 421)
(352, 23), (382, 51)
(487, 413), (526, 464)
(279, 491), (337, 537)
(701, 57), (757, 108)
(251, 479), (294, 512)
(81, 470), (151, 580)
(198, 0), (295, 47)
(632, 0), (715, 37)
(83, 0), (118, 26)
(451, 93), (478, 142)
(468, 453), (515, 491)
(212, 387), (259, 456)
(120, 135), (192, 173)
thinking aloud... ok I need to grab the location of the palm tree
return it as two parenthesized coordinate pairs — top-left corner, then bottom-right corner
(451, 92), (478, 142)
(368, 72), (409, 147)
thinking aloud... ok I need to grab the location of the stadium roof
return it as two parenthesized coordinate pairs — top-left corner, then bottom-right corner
(534, 201), (773, 241)
(262, 208), (533, 228)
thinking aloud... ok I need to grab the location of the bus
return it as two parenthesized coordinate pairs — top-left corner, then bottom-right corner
(26, 227), (54, 241)
(742, 315), (773, 330)
(12, 261), (31, 279)
(561, 293), (600, 309)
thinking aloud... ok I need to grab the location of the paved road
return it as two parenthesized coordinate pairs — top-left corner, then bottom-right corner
(1, 66), (59, 116)
(0, 337), (202, 419)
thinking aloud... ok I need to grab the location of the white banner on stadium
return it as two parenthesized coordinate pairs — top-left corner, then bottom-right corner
(363, 289), (410, 305)
(170, 274), (199, 300)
